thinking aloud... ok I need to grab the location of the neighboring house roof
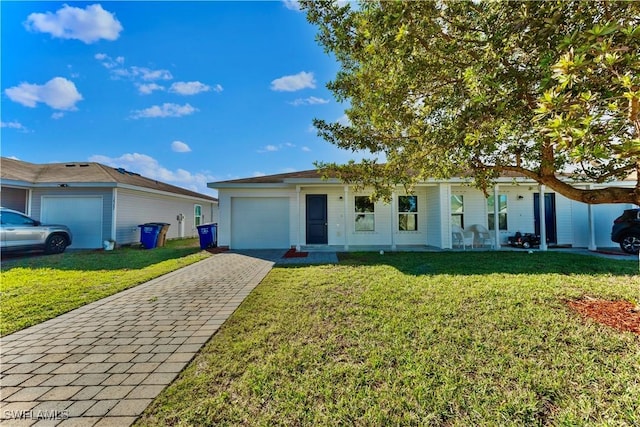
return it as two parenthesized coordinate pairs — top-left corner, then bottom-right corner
(1, 157), (217, 202)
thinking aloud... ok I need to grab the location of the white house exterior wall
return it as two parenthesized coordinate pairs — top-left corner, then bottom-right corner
(217, 181), (636, 250)
(116, 188), (217, 245)
(554, 193), (574, 245)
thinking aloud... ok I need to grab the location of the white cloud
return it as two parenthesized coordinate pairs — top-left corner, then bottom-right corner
(257, 142), (297, 153)
(270, 71), (316, 92)
(289, 96), (330, 106)
(95, 55), (173, 82)
(131, 103), (197, 119)
(112, 66), (173, 81)
(302, 146), (311, 152)
(283, 0), (302, 11)
(253, 171), (266, 177)
(51, 112), (65, 120)
(95, 53), (125, 69)
(337, 114), (351, 126)
(169, 81), (211, 95)
(138, 83), (165, 95)
(25, 4), (123, 44)
(171, 140), (191, 153)
(213, 84), (224, 93)
(5, 77), (83, 110)
(0, 121), (28, 131)
(88, 153), (217, 195)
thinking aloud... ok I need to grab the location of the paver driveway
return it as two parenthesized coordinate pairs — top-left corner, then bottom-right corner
(0, 251), (276, 426)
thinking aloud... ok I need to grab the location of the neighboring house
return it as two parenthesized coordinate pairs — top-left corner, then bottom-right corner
(209, 169), (636, 251)
(1, 157), (218, 249)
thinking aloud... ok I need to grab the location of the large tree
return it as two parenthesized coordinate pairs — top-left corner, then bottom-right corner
(302, 0), (640, 204)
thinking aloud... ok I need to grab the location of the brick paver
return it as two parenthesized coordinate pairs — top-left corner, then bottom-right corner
(0, 251), (277, 426)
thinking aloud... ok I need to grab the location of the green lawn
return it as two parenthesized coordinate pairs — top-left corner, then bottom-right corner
(0, 238), (210, 336)
(137, 252), (639, 426)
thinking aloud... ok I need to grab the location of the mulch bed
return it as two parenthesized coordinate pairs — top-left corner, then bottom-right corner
(205, 247), (228, 254)
(283, 248), (308, 258)
(567, 299), (640, 335)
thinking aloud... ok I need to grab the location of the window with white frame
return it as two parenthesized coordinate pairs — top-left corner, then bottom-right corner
(355, 196), (375, 231)
(398, 195), (418, 231)
(194, 204), (203, 227)
(487, 195), (508, 230)
(451, 195), (464, 228)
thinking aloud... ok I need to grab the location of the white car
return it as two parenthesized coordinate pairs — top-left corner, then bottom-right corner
(0, 207), (72, 254)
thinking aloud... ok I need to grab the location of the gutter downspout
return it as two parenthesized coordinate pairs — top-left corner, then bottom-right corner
(493, 185), (501, 249)
(296, 186), (301, 251)
(27, 188), (33, 216)
(344, 185), (349, 251)
(111, 188), (118, 242)
(587, 185), (597, 251)
(391, 191), (396, 251)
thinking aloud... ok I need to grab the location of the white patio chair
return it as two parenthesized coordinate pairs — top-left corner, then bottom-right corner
(452, 224), (474, 250)
(468, 224), (494, 248)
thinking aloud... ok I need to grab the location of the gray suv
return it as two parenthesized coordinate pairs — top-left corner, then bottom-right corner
(0, 207), (73, 254)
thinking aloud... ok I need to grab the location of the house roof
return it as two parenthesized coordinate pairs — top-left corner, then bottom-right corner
(1, 157), (217, 202)
(210, 167), (636, 188)
(214, 169), (326, 185)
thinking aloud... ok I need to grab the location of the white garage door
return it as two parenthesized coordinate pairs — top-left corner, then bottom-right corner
(231, 197), (289, 249)
(41, 196), (103, 249)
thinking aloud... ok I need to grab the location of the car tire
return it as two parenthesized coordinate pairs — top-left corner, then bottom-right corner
(619, 233), (640, 255)
(45, 234), (68, 254)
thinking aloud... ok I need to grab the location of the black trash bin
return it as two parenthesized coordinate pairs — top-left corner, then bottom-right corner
(196, 223), (218, 249)
(138, 223), (162, 249)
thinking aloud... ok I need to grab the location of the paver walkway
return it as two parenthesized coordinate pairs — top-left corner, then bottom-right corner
(0, 252), (276, 426)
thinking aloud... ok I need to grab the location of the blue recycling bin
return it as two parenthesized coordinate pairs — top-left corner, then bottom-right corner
(196, 223), (218, 249)
(138, 223), (162, 249)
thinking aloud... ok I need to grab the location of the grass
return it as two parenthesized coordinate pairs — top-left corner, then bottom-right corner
(136, 251), (639, 426)
(0, 238), (210, 336)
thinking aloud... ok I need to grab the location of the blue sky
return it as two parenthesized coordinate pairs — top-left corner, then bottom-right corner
(1, 1), (359, 197)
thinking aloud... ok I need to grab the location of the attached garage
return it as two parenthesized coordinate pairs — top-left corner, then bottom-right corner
(41, 196), (103, 249)
(231, 197), (289, 249)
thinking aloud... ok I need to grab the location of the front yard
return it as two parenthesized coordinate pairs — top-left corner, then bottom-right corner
(0, 238), (209, 336)
(136, 252), (639, 426)
(2, 247), (638, 424)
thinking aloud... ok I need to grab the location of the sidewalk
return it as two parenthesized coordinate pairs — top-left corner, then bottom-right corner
(0, 252), (275, 426)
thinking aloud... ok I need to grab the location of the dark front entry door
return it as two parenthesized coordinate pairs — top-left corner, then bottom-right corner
(306, 194), (328, 244)
(534, 193), (557, 244)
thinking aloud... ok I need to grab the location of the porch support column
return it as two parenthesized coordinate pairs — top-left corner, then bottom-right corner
(539, 184), (548, 251)
(296, 186), (301, 251)
(444, 183), (452, 249)
(587, 184), (597, 251)
(343, 185), (349, 251)
(493, 184), (501, 250)
(391, 191), (397, 251)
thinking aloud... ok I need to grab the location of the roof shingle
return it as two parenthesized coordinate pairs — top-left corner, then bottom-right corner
(1, 157), (217, 202)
